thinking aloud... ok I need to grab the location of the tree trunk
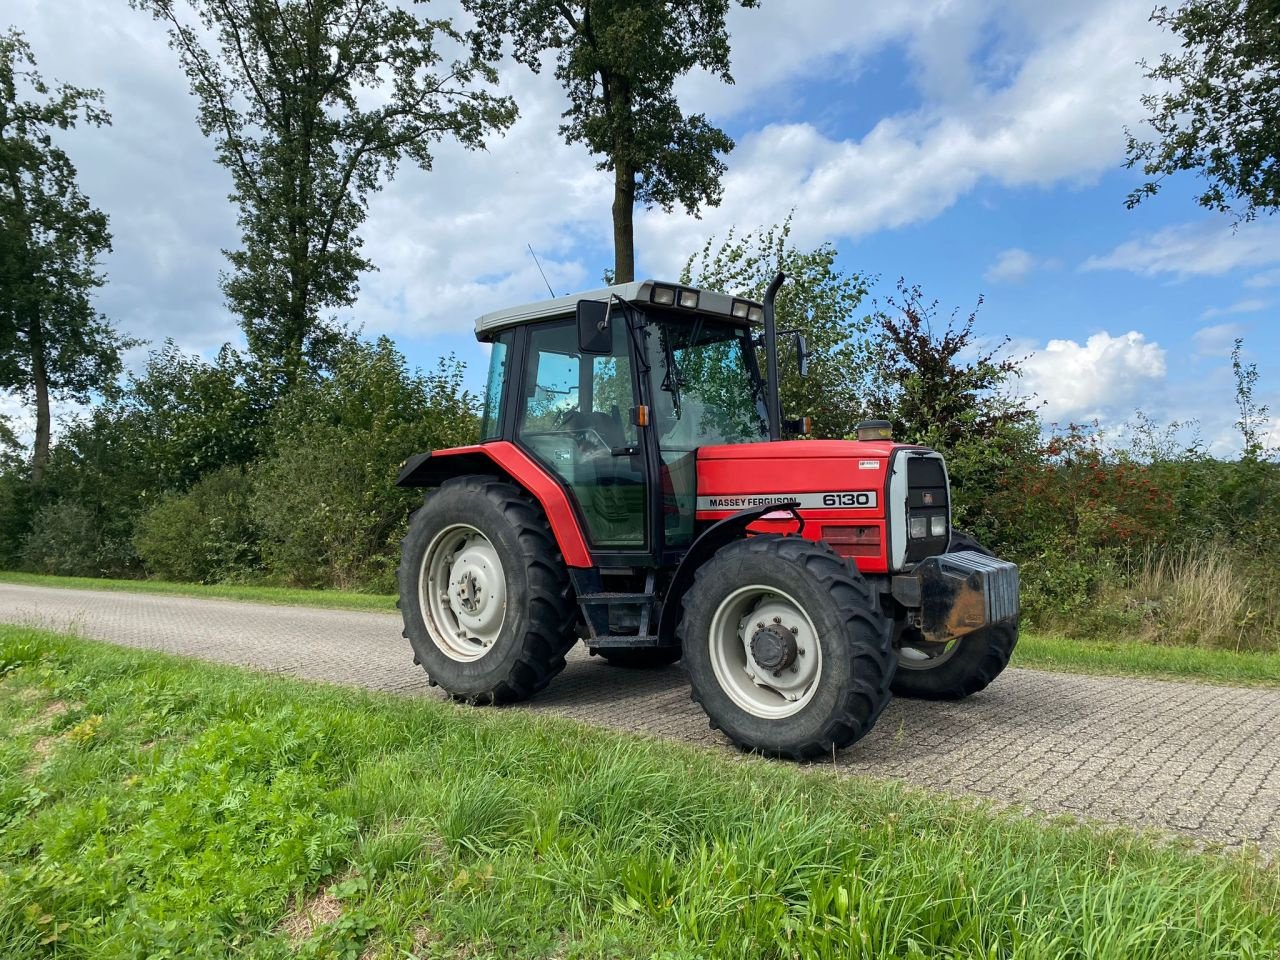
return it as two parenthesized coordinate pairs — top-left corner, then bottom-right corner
(612, 160), (636, 284)
(29, 313), (50, 483)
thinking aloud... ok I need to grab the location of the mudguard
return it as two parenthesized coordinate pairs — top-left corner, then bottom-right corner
(396, 442), (592, 568)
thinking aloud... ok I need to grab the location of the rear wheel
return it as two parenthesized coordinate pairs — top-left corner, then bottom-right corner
(678, 536), (895, 760)
(891, 528), (1017, 700)
(398, 475), (576, 704)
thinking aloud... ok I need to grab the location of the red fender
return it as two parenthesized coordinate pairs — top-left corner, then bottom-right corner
(398, 442), (593, 568)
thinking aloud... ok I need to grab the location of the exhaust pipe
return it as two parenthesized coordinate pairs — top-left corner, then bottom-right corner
(762, 271), (787, 442)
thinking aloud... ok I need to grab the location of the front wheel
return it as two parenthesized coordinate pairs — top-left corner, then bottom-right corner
(678, 536), (895, 760)
(891, 621), (1018, 700)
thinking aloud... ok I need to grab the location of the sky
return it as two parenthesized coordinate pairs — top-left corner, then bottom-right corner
(5, 0), (1279, 456)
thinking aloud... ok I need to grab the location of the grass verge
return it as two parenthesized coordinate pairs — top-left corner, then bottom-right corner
(1011, 632), (1280, 687)
(0, 570), (395, 613)
(6, 571), (1280, 688)
(2, 625), (1277, 959)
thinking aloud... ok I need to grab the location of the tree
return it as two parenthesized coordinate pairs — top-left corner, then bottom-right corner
(681, 219), (875, 438)
(1125, 0), (1280, 219)
(133, 0), (518, 387)
(466, 0), (757, 284)
(251, 338), (478, 590)
(866, 281), (1040, 536)
(0, 30), (130, 482)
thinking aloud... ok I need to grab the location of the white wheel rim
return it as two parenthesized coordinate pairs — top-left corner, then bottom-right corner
(419, 523), (508, 662)
(707, 584), (823, 719)
(897, 636), (960, 670)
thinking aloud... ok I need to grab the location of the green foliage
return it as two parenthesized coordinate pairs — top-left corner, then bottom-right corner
(7, 341), (265, 577)
(466, 0), (758, 282)
(20, 498), (135, 578)
(134, 465), (260, 583)
(681, 219), (875, 438)
(1126, 0), (1280, 218)
(133, 0), (516, 385)
(867, 280), (1037, 450)
(865, 280), (1040, 537)
(0, 29), (132, 480)
(251, 338), (478, 590)
(1, 626), (1278, 958)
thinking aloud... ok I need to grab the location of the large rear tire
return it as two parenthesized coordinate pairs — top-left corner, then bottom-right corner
(891, 528), (1017, 700)
(398, 475), (576, 704)
(678, 536), (895, 760)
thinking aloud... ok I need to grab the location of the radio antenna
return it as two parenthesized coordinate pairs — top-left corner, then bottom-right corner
(527, 244), (556, 297)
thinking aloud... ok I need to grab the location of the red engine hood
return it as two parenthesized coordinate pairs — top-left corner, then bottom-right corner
(696, 438), (903, 460)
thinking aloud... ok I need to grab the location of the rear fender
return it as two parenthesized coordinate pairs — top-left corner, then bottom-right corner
(397, 442), (592, 568)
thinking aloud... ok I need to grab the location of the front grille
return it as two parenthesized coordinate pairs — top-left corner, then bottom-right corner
(904, 454), (949, 564)
(936, 550), (1020, 623)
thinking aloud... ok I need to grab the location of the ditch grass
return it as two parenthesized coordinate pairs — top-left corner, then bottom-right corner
(6, 570), (1280, 688)
(2, 625), (1278, 959)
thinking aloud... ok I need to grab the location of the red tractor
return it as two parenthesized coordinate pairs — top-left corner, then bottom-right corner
(396, 274), (1019, 758)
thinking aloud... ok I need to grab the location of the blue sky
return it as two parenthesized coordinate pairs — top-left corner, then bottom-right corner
(5, 0), (1279, 454)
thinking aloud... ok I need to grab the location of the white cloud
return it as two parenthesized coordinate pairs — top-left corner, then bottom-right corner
(1014, 331), (1167, 423)
(1083, 220), (1280, 278)
(639, 0), (1169, 274)
(1199, 299), (1269, 319)
(1192, 322), (1246, 357)
(984, 248), (1038, 283)
(1245, 268), (1280, 289)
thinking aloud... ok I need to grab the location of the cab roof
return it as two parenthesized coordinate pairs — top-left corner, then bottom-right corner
(473, 279), (762, 339)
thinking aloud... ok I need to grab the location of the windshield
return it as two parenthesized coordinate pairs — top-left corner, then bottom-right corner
(649, 315), (766, 450)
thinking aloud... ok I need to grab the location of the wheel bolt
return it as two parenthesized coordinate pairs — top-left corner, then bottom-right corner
(773, 616), (782, 624)
(790, 626), (799, 635)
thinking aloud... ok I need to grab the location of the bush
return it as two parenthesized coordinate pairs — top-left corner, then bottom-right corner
(134, 466), (260, 583)
(251, 339), (478, 591)
(21, 499), (137, 578)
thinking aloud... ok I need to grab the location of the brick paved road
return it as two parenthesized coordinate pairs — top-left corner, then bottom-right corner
(4, 582), (1278, 854)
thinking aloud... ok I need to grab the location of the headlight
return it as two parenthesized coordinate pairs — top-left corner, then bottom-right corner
(909, 516), (927, 539)
(930, 515), (947, 537)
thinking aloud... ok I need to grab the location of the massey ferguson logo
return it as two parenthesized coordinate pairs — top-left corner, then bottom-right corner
(697, 491), (879, 511)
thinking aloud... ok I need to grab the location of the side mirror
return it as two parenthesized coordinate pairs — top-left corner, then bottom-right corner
(793, 331), (810, 378)
(576, 300), (612, 354)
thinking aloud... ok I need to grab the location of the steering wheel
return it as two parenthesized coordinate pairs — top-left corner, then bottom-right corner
(554, 409), (611, 454)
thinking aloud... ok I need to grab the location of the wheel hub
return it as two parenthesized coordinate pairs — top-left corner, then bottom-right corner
(749, 624), (797, 672)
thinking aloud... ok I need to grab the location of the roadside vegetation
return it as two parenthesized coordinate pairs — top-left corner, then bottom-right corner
(2, 625), (1277, 959)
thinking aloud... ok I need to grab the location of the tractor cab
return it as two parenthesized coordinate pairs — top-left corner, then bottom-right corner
(395, 274), (1020, 759)
(472, 280), (779, 561)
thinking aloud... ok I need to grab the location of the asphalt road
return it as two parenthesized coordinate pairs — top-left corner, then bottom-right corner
(3, 582), (1278, 854)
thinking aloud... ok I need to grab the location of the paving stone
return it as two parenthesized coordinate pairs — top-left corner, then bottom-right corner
(3, 582), (1279, 854)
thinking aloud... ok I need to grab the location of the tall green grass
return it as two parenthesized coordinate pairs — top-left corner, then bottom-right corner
(1, 625), (1276, 959)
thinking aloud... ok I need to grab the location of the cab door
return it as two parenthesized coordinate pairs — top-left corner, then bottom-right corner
(515, 317), (649, 551)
